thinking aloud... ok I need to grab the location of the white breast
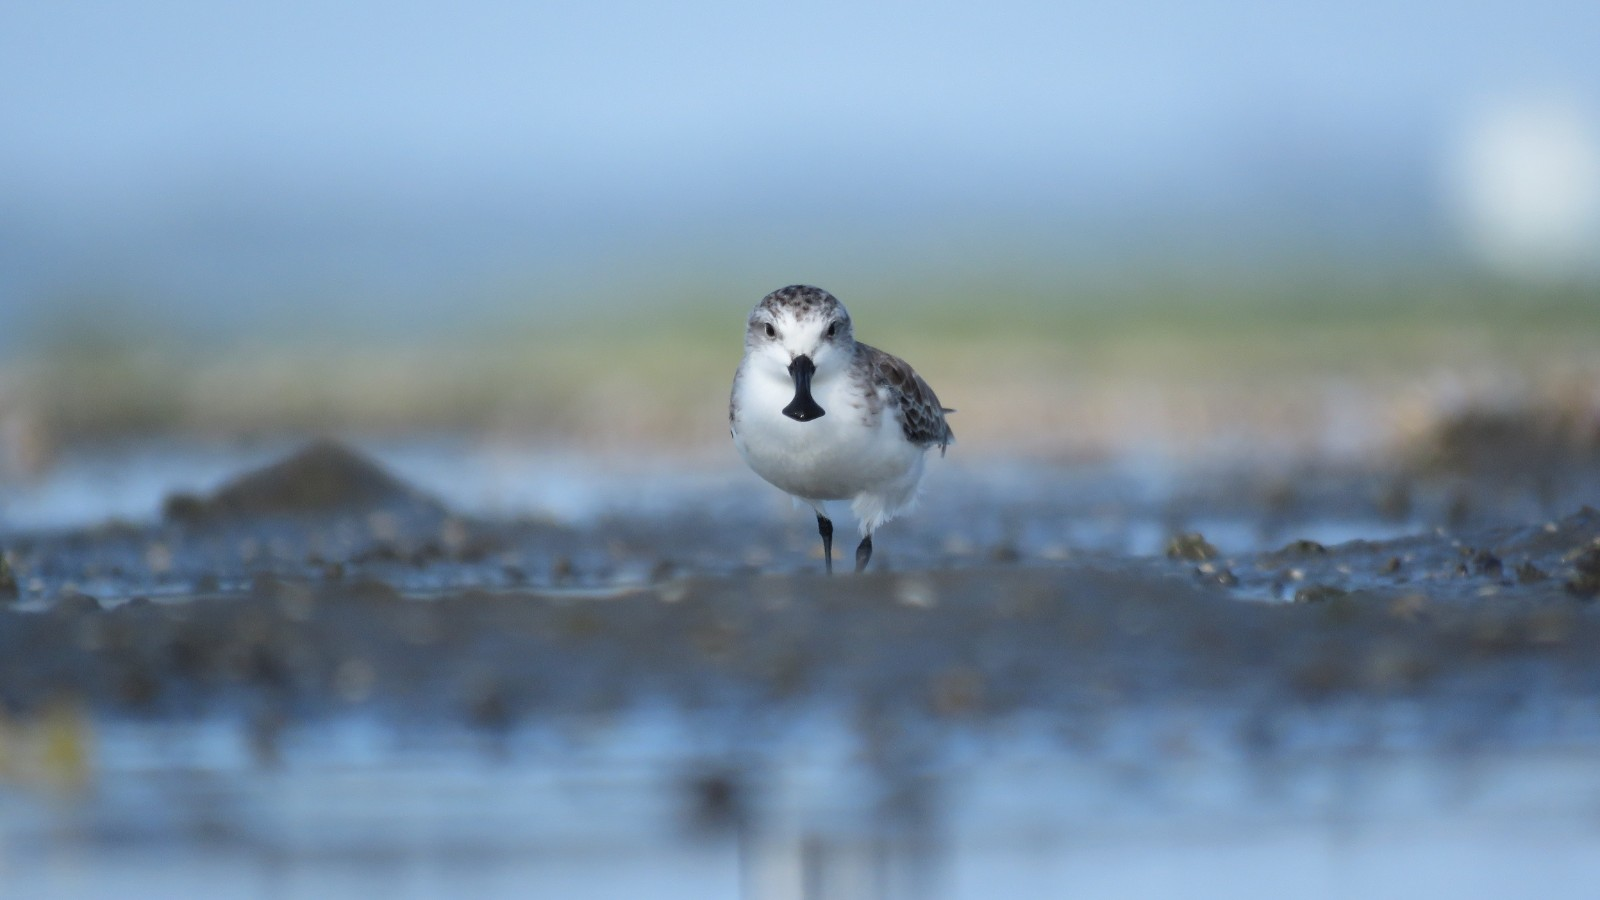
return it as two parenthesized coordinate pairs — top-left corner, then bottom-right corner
(732, 358), (927, 531)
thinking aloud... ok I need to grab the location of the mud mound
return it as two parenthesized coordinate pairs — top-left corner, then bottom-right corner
(1413, 406), (1600, 478)
(164, 440), (445, 523)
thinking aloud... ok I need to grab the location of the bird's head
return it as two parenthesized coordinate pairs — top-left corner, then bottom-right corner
(744, 285), (855, 422)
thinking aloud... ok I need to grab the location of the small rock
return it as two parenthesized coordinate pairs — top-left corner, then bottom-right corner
(1293, 584), (1348, 604)
(1280, 539), (1328, 556)
(1562, 577), (1599, 600)
(53, 588), (103, 616)
(1566, 547), (1600, 598)
(1166, 532), (1217, 562)
(0, 553), (17, 600)
(1196, 566), (1239, 587)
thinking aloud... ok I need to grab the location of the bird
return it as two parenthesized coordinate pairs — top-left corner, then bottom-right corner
(729, 285), (953, 573)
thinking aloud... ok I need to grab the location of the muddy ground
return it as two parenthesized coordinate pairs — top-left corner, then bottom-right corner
(4, 447), (1600, 726)
(4, 417), (1600, 897)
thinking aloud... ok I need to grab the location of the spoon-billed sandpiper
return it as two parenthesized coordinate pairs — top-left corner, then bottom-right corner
(730, 285), (953, 573)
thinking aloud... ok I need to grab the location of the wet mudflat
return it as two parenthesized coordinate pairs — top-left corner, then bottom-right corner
(5, 424), (1600, 898)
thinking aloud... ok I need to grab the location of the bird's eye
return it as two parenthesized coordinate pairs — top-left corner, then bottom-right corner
(826, 322), (838, 338)
(764, 323), (776, 338)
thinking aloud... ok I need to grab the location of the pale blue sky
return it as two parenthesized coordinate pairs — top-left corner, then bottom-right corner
(2, 0), (1597, 342)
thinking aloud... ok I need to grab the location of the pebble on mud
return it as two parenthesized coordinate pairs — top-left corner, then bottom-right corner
(1566, 546), (1600, 598)
(1561, 576), (1600, 598)
(1195, 565), (1239, 587)
(1470, 549), (1503, 579)
(53, 588), (103, 616)
(1278, 539), (1328, 556)
(1166, 532), (1217, 562)
(1293, 584), (1349, 605)
(0, 553), (16, 599)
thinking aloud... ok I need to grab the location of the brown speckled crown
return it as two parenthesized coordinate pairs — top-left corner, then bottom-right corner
(757, 285), (843, 317)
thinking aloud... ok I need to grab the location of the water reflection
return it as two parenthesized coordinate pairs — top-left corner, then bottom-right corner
(7, 713), (1600, 899)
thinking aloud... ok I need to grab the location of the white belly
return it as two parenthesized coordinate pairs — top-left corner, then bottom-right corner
(732, 362), (927, 531)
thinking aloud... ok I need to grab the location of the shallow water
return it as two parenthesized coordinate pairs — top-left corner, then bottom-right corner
(8, 711), (1600, 899)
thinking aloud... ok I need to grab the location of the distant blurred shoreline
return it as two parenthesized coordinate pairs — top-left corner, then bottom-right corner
(1, 272), (1595, 473)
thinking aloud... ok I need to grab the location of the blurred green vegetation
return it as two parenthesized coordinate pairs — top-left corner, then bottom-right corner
(4, 269), (1597, 450)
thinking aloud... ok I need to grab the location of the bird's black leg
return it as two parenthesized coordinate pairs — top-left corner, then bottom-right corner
(855, 533), (873, 573)
(816, 513), (834, 575)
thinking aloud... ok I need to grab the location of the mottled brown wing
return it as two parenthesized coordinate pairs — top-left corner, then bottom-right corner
(862, 344), (954, 453)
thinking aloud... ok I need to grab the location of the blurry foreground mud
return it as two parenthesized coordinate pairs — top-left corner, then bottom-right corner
(3, 426), (1600, 739)
(4, 526), (1600, 738)
(5, 420), (1600, 898)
